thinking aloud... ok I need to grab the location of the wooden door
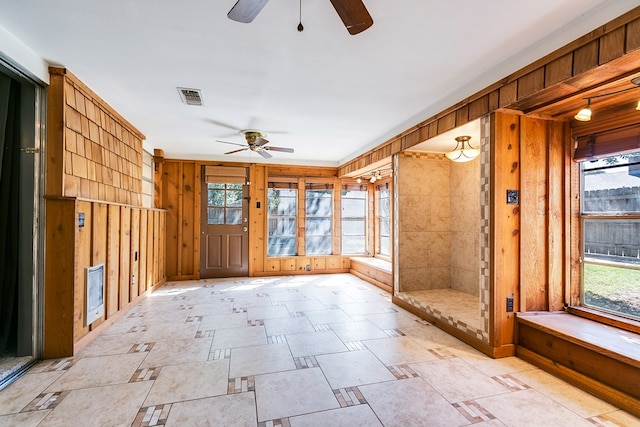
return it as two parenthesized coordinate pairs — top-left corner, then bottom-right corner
(200, 166), (249, 278)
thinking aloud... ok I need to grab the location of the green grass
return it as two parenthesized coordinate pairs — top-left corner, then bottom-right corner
(583, 263), (640, 317)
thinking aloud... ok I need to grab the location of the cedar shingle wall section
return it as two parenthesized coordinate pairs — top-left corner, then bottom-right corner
(48, 67), (144, 205)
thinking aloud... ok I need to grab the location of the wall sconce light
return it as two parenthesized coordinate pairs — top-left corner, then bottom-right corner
(356, 177), (362, 184)
(574, 76), (640, 122)
(445, 135), (479, 162)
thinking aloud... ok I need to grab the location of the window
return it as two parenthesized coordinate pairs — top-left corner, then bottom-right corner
(580, 152), (640, 320)
(306, 184), (333, 255)
(206, 183), (243, 225)
(376, 184), (390, 258)
(341, 188), (367, 254)
(267, 186), (297, 256)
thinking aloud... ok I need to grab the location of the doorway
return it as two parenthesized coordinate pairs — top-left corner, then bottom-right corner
(200, 166), (249, 278)
(0, 61), (43, 388)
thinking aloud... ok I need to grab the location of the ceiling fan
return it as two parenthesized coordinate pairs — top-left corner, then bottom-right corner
(227, 0), (374, 35)
(216, 130), (294, 159)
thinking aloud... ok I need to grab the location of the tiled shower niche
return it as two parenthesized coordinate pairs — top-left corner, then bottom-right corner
(394, 116), (490, 343)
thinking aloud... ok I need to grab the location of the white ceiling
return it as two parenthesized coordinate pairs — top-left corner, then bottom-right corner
(1, 0), (638, 167)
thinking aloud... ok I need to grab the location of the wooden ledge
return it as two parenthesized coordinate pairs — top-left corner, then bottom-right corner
(349, 257), (392, 293)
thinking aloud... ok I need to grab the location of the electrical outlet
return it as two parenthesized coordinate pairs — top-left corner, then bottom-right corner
(305, 264), (311, 271)
(506, 296), (514, 312)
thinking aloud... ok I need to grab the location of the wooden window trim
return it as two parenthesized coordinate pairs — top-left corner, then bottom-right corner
(566, 306), (640, 334)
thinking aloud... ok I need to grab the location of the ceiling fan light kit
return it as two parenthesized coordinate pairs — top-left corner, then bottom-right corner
(216, 129), (294, 159)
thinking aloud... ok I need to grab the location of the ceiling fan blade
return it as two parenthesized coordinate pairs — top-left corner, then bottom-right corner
(225, 148), (249, 155)
(216, 139), (246, 147)
(227, 0), (269, 23)
(264, 146), (294, 153)
(329, 0), (373, 35)
(255, 137), (269, 146)
(257, 149), (273, 159)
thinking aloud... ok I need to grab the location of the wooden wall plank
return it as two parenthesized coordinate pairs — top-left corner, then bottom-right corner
(74, 200), (92, 341)
(130, 208), (140, 300)
(145, 211), (155, 290)
(139, 210), (148, 295)
(491, 112), (521, 348)
(520, 116), (549, 312)
(119, 206), (131, 308)
(181, 162), (196, 276)
(90, 202), (108, 328)
(627, 18), (640, 52)
(599, 26), (625, 64)
(547, 121), (568, 311)
(164, 161), (180, 277)
(43, 199), (75, 357)
(106, 205), (121, 317)
(545, 54), (573, 87)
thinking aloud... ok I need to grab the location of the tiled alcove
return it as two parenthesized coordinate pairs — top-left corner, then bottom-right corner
(394, 115), (490, 343)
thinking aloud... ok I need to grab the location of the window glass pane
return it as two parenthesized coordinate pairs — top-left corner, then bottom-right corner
(342, 198), (365, 216)
(306, 196), (332, 216)
(377, 187), (390, 257)
(208, 183), (225, 189)
(342, 219), (365, 235)
(207, 207), (224, 224)
(267, 187), (297, 257)
(226, 190), (243, 207)
(208, 189), (225, 207)
(343, 236), (365, 255)
(581, 151), (640, 320)
(583, 155), (640, 213)
(306, 218), (331, 235)
(268, 237), (297, 256)
(226, 208), (242, 225)
(306, 236), (332, 255)
(379, 237), (390, 256)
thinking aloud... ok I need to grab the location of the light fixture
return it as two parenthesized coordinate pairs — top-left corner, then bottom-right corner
(574, 99), (592, 121)
(574, 76), (640, 121)
(369, 175), (377, 183)
(445, 136), (479, 162)
(356, 177), (362, 184)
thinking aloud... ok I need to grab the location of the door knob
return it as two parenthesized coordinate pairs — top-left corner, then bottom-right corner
(243, 226), (248, 232)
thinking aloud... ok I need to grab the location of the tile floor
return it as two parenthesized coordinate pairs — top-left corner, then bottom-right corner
(0, 274), (638, 427)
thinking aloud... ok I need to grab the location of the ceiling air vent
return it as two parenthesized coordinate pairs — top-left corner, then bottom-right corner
(177, 87), (203, 106)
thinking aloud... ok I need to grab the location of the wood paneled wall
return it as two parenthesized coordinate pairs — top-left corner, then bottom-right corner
(44, 68), (166, 357)
(47, 67), (145, 205)
(160, 160), (353, 280)
(44, 199), (166, 357)
(338, 7), (640, 178)
(490, 112), (569, 351)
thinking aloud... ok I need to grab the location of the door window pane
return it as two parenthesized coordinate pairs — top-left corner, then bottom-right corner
(207, 183), (245, 225)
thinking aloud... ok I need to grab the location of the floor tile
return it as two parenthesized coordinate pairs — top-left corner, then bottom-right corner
(211, 325), (267, 349)
(254, 367), (339, 421)
(364, 336), (436, 366)
(247, 305), (290, 321)
(285, 331), (347, 357)
(45, 353), (146, 392)
(447, 344), (535, 376)
(365, 312), (421, 330)
(360, 376), (469, 427)
(0, 371), (62, 414)
(316, 350), (396, 389)
(76, 331), (145, 357)
(289, 404), (383, 427)
(476, 388), (595, 427)
(165, 392), (257, 426)
(303, 309), (353, 325)
(510, 368), (617, 418)
(199, 312), (248, 330)
(139, 337), (212, 368)
(399, 325), (464, 349)
(190, 302), (234, 316)
(263, 316), (315, 336)
(39, 381), (152, 427)
(0, 410), (50, 427)
(136, 322), (200, 343)
(410, 358), (509, 403)
(285, 299), (326, 312)
(230, 343), (295, 378)
(143, 360), (229, 406)
(329, 320), (388, 342)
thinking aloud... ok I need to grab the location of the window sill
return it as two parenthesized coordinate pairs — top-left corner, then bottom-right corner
(566, 306), (640, 335)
